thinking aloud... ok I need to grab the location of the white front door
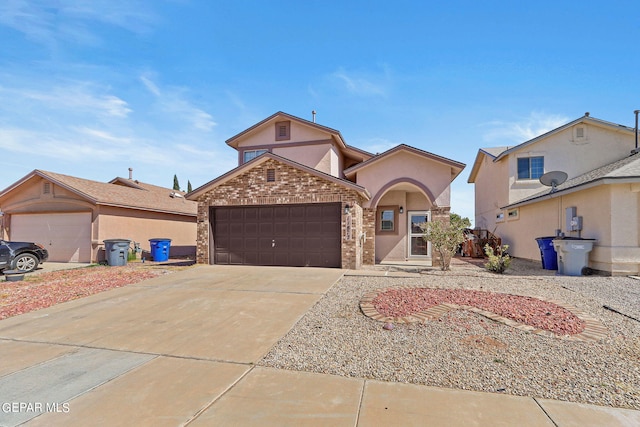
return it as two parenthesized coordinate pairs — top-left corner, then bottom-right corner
(408, 211), (431, 258)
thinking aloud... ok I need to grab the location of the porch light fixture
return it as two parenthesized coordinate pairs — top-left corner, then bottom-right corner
(399, 206), (404, 214)
(344, 204), (351, 215)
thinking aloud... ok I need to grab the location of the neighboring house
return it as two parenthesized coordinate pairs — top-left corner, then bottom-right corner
(187, 111), (465, 269)
(0, 170), (197, 263)
(468, 113), (640, 275)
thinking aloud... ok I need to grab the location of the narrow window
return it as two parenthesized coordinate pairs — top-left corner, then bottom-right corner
(380, 210), (395, 231)
(266, 168), (276, 182)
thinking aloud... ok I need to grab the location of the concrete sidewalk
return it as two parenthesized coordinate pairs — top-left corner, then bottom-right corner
(0, 265), (638, 426)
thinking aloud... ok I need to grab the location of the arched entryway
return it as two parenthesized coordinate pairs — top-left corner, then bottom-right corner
(368, 179), (435, 264)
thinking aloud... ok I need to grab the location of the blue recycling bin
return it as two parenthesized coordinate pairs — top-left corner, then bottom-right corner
(535, 237), (558, 270)
(149, 238), (171, 262)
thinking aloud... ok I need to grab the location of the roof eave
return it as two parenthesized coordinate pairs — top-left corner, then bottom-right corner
(187, 153), (370, 201)
(502, 176), (640, 209)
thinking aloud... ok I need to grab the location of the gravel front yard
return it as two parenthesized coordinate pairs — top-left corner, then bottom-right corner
(260, 258), (640, 410)
(0, 263), (189, 320)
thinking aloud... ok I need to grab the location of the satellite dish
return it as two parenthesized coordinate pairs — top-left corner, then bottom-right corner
(539, 171), (568, 192)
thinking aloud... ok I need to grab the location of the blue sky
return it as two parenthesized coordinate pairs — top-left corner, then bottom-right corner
(1, 1), (639, 223)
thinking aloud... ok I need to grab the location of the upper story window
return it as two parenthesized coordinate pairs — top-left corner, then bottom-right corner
(275, 121), (291, 141)
(517, 156), (544, 180)
(243, 149), (268, 163)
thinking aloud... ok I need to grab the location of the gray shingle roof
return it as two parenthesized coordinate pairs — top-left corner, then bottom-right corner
(505, 152), (640, 208)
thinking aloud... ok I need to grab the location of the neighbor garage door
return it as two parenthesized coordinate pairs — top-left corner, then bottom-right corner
(11, 212), (92, 262)
(212, 203), (341, 267)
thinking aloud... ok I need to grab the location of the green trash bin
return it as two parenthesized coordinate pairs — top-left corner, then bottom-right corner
(104, 239), (131, 266)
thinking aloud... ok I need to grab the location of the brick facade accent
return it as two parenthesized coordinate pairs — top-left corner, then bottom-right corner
(195, 158), (367, 269)
(362, 208), (376, 265)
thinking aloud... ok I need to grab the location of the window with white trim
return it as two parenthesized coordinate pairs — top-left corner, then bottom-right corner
(517, 156), (544, 180)
(243, 149), (268, 163)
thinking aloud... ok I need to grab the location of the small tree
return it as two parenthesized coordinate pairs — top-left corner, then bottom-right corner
(422, 213), (471, 271)
(187, 180), (192, 193)
(173, 174), (180, 191)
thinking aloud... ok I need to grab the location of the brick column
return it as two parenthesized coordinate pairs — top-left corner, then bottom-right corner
(362, 208), (376, 266)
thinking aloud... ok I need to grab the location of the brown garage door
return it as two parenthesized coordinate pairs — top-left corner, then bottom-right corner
(212, 203), (341, 267)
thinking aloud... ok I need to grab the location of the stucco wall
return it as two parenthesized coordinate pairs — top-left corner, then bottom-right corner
(356, 151), (453, 209)
(495, 184), (640, 275)
(95, 206), (196, 261)
(473, 153), (509, 231)
(273, 143), (340, 177)
(236, 120), (331, 148)
(506, 123), (635, 204)
(374, 190), (431, 262)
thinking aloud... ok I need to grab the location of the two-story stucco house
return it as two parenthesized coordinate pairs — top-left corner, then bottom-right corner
(187, 111), (465, 269)
(468, 113), (640, 275)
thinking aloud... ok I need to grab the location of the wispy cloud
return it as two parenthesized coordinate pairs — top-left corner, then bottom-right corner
(0, 0), (157, 48)
(329, 66), (390, 97)
(139, 74), (217, 132)
(482, 111), (570, 144)
(0, 83), (132, 119)
(358, 137), (398, 154)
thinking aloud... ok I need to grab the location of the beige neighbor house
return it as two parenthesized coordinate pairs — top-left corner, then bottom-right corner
(468, 113), (640, 275)
(0, 170), (197, 263)
(187, 111), (465, 269)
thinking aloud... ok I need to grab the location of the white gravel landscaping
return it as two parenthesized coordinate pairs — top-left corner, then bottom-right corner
(259, 258), (640, 410)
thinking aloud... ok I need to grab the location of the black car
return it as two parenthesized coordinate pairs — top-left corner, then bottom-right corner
(0, 240), (49, 273)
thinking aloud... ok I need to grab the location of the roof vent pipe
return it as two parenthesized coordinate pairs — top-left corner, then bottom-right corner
(312, 110), (316, 123)
(635, 110), (639, 150)
(128, 167), (133, 180)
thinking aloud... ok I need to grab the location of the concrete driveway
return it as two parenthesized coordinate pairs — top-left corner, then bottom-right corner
(1, 265), (639, 426)
(0, 265), (345, 426)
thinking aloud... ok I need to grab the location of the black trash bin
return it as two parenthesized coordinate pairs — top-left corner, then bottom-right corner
(104, 239), (131, 266)
(535, 237), (558, 270)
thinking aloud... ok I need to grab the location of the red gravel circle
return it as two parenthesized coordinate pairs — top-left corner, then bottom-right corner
(371, 288), (586, 336)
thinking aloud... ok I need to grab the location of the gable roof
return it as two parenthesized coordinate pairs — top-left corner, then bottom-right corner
(343, 144), (466, 180)
(0, 170), (196, 216)
(468, 114), (636, 184)
(504, 152), (640, 209)
(186, 152), (370, 200)
(467, 147), (510, 183)
(493, 114), (635, 162)
(225, 111), (373, 163)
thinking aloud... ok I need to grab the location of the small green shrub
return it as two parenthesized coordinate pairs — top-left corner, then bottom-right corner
(127, 250), (137, 262)
(484, 244), (511, 274)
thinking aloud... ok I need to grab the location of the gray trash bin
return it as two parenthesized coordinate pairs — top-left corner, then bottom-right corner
(552, 238), (596, 276)
(104, 239), (131, 266)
